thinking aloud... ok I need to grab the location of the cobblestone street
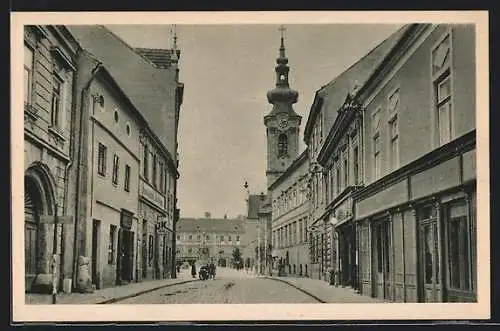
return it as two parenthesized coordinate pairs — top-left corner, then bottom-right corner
(115, 277), (319, 304)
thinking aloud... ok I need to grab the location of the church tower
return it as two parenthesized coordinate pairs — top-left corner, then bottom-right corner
(264, 26), (302, 188)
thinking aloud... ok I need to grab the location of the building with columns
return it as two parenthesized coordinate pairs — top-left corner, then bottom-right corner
(24, 25), (80, 293)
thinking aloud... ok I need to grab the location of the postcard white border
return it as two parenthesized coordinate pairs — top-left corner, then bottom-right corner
(11, 10), (490, 322)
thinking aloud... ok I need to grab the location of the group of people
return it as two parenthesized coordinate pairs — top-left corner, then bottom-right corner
(191, 261), (216, 280)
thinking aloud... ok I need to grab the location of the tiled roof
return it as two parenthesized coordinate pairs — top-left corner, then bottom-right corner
(67, 25), (178, 156)
(177, 218), (244, 233)
(135, 48), (181, 69)
(247, 194), (264, 219)
(304, 25), (411, 141)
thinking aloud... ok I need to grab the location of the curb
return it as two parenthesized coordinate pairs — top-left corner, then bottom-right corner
(98, 279), (199, 304)
(261, 276), (326, 303)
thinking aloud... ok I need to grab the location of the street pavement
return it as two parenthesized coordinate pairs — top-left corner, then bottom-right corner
(114, 276), (320, 304)
(25, 267), (384, 304)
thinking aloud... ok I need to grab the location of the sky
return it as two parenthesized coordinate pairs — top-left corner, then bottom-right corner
(106, 24), (403, 219)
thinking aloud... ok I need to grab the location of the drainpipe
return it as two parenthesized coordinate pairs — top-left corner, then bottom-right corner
(71, 60), (102, 289)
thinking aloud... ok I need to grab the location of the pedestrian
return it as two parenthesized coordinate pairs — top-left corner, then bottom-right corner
(191, 263), (197, 278)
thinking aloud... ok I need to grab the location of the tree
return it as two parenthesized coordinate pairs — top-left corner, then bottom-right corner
(231, 247), (243, 268)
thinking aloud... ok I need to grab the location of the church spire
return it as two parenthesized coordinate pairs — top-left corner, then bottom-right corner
(266, 25), (298, 111)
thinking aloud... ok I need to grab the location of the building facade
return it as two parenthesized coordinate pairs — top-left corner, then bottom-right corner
(66, 25), (183, 291)
(269, 151), (310, 277)
(353, 24), (476, 303)
(176, 215), (244, 267)
(303, 24), (410, 284)
(24, 25), (80, 293)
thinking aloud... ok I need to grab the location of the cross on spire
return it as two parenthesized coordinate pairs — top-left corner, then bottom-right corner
(279, 25), (286, 47)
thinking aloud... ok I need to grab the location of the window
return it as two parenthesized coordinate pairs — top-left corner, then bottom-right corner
(51, 76), (63, 128)
(432, 33), (452, 147)
(98, 143), (107, 176)
(24, 44), (34, 105)
(159, 161), (165, 193)
(188, 247), (192, 254)
(124, 164), (130, 192)
(336, 167), (341, 195)
(373, 135), (381, 180)
(114, 110), (119, 123)
(220, 235), (224, 242)
(436, 76), (452, 146)
(389, 117), (399, 170)
(108, 225), (116, 264)
(299, 220), (303, 243)
(278, 134), (288, 158)
(236, 235), (240, 242)
(152, 154), (157, 188)
(447, 202), (473, 291)
(112, 154), (119, 185)
(353, 146), (359, 185)
(197, 234), (201, 241)
(228, 235), (232, 242)
(176, 235), (180, 240)
(143, 145), (149, 180)
(206, 235), (210, 241)
(343, 158), (348, 189)
(188, 235), (193, 240)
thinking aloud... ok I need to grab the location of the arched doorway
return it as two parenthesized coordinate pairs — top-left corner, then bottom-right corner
(24, 164), (56, 293)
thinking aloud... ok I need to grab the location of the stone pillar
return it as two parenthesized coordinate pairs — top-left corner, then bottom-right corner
(31, 223), (54, 294)
(61, 223), (74, 292)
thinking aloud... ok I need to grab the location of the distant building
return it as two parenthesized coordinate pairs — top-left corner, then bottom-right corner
(268, 151), (310, 277)
(176, 214), (244, 267)
(241, 194), (269, 273)
(24, 25), (80, 293)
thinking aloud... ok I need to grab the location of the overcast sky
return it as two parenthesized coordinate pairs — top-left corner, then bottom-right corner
(106, 24), (402, 219)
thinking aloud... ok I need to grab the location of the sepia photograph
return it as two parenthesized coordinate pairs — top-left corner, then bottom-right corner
(11, 11), (489, 322)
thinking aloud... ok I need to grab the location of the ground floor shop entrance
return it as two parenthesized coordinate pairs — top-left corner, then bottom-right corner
(372, 218), (393, 300)
(117, 210), (135, 285)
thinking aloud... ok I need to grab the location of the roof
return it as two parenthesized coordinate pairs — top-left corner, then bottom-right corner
(135, 48), (181, 69)
(67, 25), (178, 156)
(304, 25), (411, 141)
(247, 194), (264, 219)
(177, 218), (244, 233)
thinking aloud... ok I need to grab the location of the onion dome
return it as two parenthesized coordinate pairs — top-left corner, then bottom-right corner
(266, 32), (299, 105)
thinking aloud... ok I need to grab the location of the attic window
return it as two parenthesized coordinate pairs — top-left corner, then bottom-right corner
(114, 110), (119, 123)
(98, 95), (105, 108)
(126, 123), (131, 136)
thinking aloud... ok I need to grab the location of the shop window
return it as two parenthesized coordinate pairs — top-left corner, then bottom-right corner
(447, 202), (472, 291)
(108, 225), (116, 264)
(97, 143), (107, 176)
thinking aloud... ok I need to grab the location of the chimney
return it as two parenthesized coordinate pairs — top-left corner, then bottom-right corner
(204, 212), (211, 218)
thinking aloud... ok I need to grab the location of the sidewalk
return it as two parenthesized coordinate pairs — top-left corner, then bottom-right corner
(262, 275), (387, 303)
(25, 272), (198, 305)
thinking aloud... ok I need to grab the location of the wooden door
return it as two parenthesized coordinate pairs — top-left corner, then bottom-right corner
(116, 228), (124, 284)
(419, 221), (441, 302)
(91, 220), (99, 288)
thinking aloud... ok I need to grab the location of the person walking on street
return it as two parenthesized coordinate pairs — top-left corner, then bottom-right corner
(191, 262), (197, 278)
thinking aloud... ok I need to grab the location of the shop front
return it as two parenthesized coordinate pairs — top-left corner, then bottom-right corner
(139, 179), (169, 281)
(354, 132), (476, 302)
